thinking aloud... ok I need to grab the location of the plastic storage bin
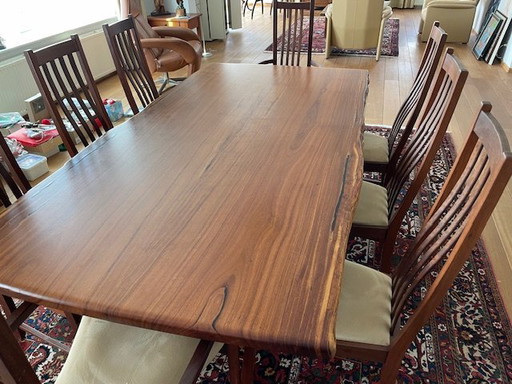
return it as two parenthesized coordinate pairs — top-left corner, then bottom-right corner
(16, 154), (49, 181)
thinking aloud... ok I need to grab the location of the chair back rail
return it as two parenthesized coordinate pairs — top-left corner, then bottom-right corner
(336, 102), (512, 384)
(103, 16), (159, 115)
(24, 35), (113, 157)
(384, 22), (447, 168)
(381, 49), (468, 271)
(382, 102), (512, 382)
(265, 0), (315, 67)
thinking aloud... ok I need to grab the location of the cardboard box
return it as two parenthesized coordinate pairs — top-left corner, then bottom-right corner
(16, 154), (49, 181)
(25, 136), (63, 157)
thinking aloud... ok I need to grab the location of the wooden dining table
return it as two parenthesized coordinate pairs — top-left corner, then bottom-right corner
(0, 63), (368, 383)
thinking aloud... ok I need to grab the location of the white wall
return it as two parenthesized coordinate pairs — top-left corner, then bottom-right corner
(0, 31), (114, 115)
(498, 0), (512, 67)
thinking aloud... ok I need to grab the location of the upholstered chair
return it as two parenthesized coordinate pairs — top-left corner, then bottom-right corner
(325, 0), (393, 61)
(55, 316), (223, 384)
(419, 0), (479, 43)
(121, 0), (203, 92)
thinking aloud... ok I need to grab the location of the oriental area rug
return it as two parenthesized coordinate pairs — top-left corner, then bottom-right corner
(264, 17), (399, 57)
(16, 130), (512, 383)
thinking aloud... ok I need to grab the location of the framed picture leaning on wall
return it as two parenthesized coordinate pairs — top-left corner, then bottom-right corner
(472, 12), (503, 60)
(486, 11), (510, 64)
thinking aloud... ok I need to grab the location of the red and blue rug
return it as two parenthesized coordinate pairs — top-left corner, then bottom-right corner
(17, 131), (512, 383)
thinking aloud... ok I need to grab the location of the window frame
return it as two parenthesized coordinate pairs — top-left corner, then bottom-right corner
(0, 16), (117, 63)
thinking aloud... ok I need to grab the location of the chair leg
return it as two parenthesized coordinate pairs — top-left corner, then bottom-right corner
(250, 0), (263, 19)
(376, 18), (386, 61)
(158, 72), (170, 94)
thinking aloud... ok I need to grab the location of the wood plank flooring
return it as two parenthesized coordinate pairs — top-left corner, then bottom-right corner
(97, 7), (512, 316)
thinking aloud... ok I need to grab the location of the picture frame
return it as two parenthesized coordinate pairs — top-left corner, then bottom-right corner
(472, 13), (503, 60)
(486, 11), (510, 65)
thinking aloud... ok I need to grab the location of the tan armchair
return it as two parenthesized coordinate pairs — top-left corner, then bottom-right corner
(325, 0), (393, 61)
(121, 0), (203, 92)
(419, 0), (478, 43)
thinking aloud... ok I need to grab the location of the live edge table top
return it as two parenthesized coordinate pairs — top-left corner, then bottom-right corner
(0, 64), (368, 360)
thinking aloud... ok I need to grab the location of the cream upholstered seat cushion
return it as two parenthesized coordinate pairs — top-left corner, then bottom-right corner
(56, 316), (223, 384)
(363, 131), (389, 163)
(352, 180), (388, 227)
(336, 260), (392, 346)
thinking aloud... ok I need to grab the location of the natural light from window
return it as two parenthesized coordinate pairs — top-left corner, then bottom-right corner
(0, 0), (117, 51)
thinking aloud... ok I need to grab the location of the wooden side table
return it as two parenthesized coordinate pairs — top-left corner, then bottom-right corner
(147, 13), (202, 40)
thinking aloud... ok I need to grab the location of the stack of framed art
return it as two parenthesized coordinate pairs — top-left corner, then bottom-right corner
(472, 10), (510, 65)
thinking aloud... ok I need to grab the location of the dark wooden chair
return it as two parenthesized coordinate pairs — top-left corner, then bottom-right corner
(103, 15), (159, 116)
(243, 0), (265, 19)
(335, 102), (512, 384)
(351, 48), (468, 273)
(24, 34), (113, 158)
(0, 142), (80, 350)
(363, 21), (447, 178)
(0, 137), (31, 207)
(260, 0), (315, 67)
(54, 316), (223, 384)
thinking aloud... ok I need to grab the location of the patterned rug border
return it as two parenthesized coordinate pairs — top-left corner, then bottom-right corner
(264, 17), (399, 57)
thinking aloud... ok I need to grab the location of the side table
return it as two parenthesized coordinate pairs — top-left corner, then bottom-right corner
(147, 13), (203, 41)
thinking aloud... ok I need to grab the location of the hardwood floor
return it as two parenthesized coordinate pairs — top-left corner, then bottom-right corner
(97, 6), (512, 315)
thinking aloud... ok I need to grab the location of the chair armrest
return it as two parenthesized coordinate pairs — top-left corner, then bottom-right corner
(424, 0), (477, 8)
(324, 3), (333, 18)
(140, 37), (198, 64)
(152, 26), (200, 41)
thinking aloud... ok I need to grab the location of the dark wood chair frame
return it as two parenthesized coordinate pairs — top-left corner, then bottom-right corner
(0, 137), (30, 207)
(0, 138), (80, 352)
(24, 34), (113, 157)
(337, 102), (512, 383)
(261, 0), (315, 67)
(351, 48), (469, 273)
(364, 21), (447, 178)
(103, 15), (159, 116)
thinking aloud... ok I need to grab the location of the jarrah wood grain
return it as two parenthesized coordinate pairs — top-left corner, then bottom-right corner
(0, 64), (368, 359)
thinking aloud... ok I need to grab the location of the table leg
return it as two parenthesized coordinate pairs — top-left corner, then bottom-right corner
(0, 313), (39, 384)
(242, 347), (256, 383)
(227, 345), (257, 384)
(195, 19), (203, 47)
(227, 344), (241, 384)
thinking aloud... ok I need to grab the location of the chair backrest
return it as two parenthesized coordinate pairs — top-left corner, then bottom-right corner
(329, 0), (383, 49)
(121, 0), (164, 69)
(24, 35), (113, 157)
(386, 22), (447, 164)
(388, 102), (512, 369)
(269, 0), (315, 67)
(0, 138), (31, 207)
(385, 49), (468, 239)
(103, 16), (159, 115)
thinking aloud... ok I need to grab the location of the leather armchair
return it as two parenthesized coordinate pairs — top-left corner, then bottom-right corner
(419, 0), (478, 43)
(121, 0), (202, 91)
(325, 0), (393, 61)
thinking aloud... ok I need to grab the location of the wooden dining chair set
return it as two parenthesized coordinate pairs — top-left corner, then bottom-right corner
(1, 16), (512, 384)
(338, 22), (512, 383)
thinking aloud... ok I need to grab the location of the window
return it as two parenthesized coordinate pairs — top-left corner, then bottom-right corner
(0, 0), (118, 60)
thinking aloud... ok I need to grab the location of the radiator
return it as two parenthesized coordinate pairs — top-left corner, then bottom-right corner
(0, 31), (115, 116)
